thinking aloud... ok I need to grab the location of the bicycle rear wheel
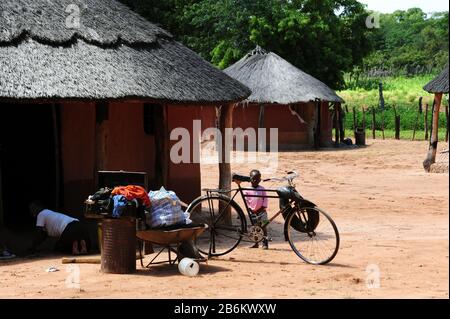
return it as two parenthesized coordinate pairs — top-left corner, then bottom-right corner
(285, 206), (339, 265)
(187, 195), (246, 257)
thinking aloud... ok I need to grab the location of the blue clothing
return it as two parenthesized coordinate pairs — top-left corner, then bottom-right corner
(112, 195), (127, 218)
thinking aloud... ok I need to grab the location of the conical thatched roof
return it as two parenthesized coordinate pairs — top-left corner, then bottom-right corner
(423, 64), (449, 94)
(224, 46), (344, 105)
(0, 0), (250, 104)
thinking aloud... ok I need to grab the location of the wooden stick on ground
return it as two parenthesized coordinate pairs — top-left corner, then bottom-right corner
(62, 257), (101, 264)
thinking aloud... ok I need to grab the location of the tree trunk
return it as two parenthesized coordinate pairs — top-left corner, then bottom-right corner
(218, 104), (234, 224)
(423, 93), (443, 172)
(154, 104), (169, 188)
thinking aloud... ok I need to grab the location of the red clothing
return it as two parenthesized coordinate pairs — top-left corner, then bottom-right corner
(112, 185), (151, 207)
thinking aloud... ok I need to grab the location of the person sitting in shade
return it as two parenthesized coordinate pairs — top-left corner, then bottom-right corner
(243, 170), (270, 249)
(29, 201), (91, 255)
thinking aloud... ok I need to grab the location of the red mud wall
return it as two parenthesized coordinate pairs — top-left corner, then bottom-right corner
(60, 102), (96, 216)
(167, 105), (205, 203)
(320, 102), (333, 147)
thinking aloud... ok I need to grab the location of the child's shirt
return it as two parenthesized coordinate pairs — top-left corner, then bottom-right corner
(243, 185), (268, 213)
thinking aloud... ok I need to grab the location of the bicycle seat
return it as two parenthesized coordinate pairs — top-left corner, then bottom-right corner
(232, 174), (251, 183)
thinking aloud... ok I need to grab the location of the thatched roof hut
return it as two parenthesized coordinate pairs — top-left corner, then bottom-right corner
(0, 0), (250, 103)
(213, 46), (344, 149)
(224, 46), (344, 105)
(423, 64), (449, 94)
(0, 0), (250, 228)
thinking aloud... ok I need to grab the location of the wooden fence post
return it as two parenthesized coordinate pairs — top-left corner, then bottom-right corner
(393, 104), (400, 140)
(424, 103), (429, 141)
(445, 105), (449, 143)
(352, 107), (357, 138)
(412, 97), (422, 141)
(372, 106), (376, 139)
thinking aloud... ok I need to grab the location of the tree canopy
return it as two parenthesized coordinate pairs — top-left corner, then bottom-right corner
(118, 1), (448, 88)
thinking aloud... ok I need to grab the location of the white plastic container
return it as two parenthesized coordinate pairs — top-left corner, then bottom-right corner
(178, 258), (200, 277)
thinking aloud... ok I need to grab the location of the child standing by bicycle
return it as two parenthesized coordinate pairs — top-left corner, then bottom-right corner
(243, 170), (270, 249)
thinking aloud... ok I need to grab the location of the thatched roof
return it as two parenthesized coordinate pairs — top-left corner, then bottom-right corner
(0, 0), (250, 104)
(224, 46), (344, 105)
(423, 64), (449, 94)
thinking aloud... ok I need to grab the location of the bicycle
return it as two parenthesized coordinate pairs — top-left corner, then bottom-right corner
(186, 171), (340, 265)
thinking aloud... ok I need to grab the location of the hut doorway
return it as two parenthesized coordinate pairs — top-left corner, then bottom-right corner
(0, 103), (59, 231)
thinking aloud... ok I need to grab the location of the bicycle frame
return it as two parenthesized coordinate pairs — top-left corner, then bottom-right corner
(204, 182), (294, 231)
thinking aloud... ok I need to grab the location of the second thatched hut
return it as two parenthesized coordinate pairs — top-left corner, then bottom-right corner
(202, 46), (344, 149)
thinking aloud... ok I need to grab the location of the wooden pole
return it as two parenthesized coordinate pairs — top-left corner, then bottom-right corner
(339, 104), (345, 143)
(372, 106), (376, 139)
(379, 82), (385, 140)
(423, 93), (443, 172)
(154, 104), (169, 188)
(424, 103), (429, 141)
(412, 97), (422, 141)
(334, 103), (339, 147)
(352, 107), (357, 138)
(218, 104), (234, 223)
(393, 104), (400, 140)
(429, 100), (435, 143)
(314, 100), (322, 149)
(445, 105), (449, 143)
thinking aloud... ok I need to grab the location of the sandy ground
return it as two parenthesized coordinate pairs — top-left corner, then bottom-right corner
(0, 139), (448, 299)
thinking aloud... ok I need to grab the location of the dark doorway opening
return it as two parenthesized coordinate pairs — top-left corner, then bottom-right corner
(0, 104), (58, 231)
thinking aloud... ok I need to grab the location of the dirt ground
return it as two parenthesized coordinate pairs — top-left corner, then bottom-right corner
(0, 139), (448, 299)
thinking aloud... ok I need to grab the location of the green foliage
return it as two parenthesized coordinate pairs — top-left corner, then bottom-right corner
(118, 0), (373, 89)
(340, 76), (449, 132)
(359, 8), (449, 75)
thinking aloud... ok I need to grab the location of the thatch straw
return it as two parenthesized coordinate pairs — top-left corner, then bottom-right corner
(0, 0), (250, 103)
(224, 46), (344, 105)
(423, 64), (449, 94)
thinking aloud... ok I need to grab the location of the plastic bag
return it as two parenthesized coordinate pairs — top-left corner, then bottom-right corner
(146, 187), (191, 228)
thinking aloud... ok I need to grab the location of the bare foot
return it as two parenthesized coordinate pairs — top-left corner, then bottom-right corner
(72, 241), (80, 255)
(80, 240), (88, 255)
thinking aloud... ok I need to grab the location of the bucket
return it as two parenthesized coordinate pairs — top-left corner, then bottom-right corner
(178, 258), (200, 277)
(101, 218), (136, 274)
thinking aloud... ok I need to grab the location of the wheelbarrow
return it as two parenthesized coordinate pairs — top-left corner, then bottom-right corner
(136, 224), (208, 268)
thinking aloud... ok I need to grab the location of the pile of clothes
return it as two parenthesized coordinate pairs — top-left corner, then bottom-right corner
(86, 185), (191, 229)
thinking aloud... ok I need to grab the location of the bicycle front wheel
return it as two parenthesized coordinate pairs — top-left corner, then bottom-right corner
(285, 206), (339, 265)
(187, 195), (246, 257)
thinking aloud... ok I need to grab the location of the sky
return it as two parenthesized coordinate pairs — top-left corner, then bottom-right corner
(358, 0), (449, 13)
